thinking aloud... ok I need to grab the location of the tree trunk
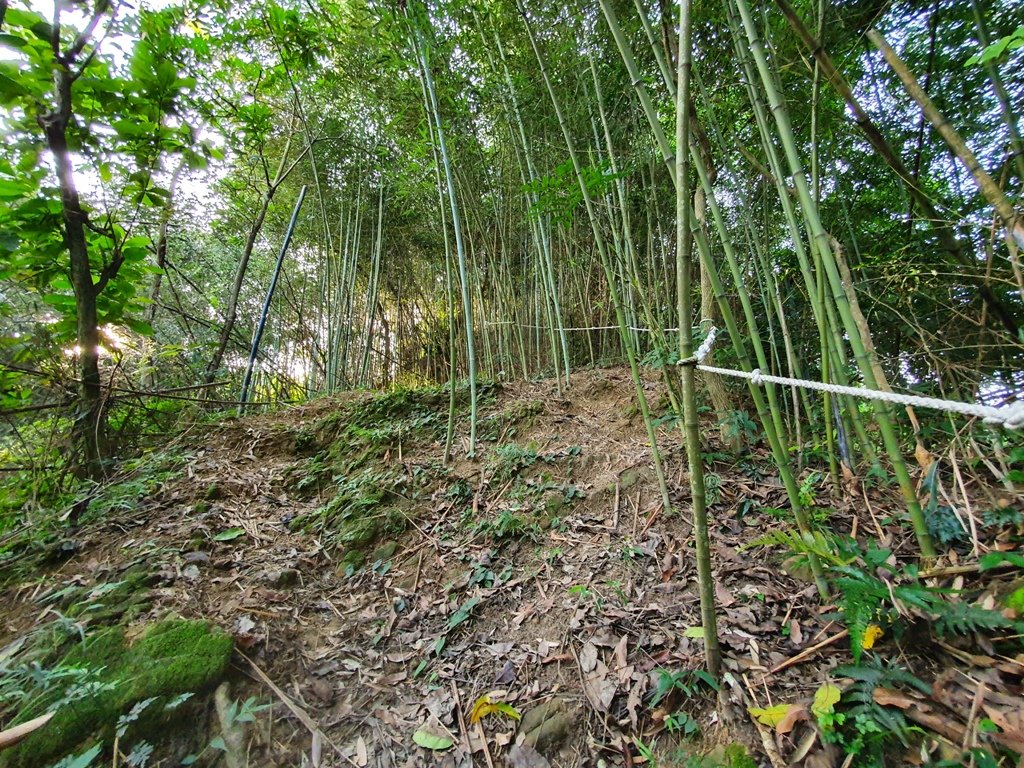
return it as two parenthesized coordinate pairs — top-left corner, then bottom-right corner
(694, 187), (737, 451)
(40, 68), (107, 477)
(205, 128), (298, 385)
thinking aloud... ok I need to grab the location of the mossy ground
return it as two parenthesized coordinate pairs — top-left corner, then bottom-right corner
(6, 370), (1017, 767)
(1, 620), (233, 768)
(286, 382), (513, 568)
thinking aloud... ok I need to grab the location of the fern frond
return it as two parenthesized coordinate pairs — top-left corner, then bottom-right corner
(933, 601), (1013, 637)
(744, 528), (849, 566)
(834, 576), (886, 662)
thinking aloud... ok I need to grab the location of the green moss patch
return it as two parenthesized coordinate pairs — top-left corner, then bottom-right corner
(291, 382), (498, 489)
(478, 398), (543, 441)
(0, 619), (233, 768)
(288, 467), (414, 568)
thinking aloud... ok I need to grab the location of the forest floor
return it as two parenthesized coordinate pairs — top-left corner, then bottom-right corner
(1, 367), (1022, 768)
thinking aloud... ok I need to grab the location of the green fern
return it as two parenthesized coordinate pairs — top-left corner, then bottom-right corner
(933, 601), (1016, 637)
(833, 573), (887, 663)
(831, 559), (942, 661)
(744, 528), (851, 566)
(829, 657), (929, 751)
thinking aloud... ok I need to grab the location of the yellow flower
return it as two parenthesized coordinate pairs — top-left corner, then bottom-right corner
(862, 624), (884, 650)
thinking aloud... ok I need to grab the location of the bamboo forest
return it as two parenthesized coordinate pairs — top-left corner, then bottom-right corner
(1, 0), (1023, 764)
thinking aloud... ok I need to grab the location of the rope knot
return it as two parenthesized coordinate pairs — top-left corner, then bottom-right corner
(750, 368), (764, 386)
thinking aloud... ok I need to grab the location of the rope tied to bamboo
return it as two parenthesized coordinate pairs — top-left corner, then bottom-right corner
(679, 326), (1024, 430)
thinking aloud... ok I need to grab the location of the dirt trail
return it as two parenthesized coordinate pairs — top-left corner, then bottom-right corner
(0, 369), (932, 766)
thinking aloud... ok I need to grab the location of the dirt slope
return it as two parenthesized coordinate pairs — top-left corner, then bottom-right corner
(2, 368), (1020, 768)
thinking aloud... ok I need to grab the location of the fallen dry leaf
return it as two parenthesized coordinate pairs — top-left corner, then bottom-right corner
(748, 703), (793, 727)
(776, 703), (809, 735)
(583, 660), (617, 713)
(579, 641), (598, 673)
(981, 704), (1024, 753)
(872, 688), (916, 710)
(507, 743), (551, 768)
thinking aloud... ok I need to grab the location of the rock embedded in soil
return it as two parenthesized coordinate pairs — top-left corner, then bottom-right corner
(371, 540), (399, 562)
(517, 698), (577, 757)
(264, 568), (300, 588)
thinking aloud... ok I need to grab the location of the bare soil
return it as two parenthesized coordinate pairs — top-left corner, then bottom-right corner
(2, 367), (1020, 768)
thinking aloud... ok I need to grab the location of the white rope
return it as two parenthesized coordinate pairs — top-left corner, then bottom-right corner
(484, 321), (679, 333)
(679, 327), (1024, 431)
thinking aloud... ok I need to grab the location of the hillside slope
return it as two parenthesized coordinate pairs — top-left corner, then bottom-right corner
(1, 369), (1021, 768)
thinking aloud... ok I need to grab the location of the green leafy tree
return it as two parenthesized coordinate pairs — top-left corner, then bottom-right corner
(0, 2), (202, 475)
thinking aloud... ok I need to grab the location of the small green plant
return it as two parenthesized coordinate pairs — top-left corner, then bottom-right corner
(488, 443), (540, 483)
(178, 696), (268, 766)
(981, 505), (1024, 529)
(745, 527), (852, 567)
(649, 668), (718, 707)
(819, 657), (930, 765)
(722, 409), (759, 445)
(567, 583), (604, 611)
(468, 561), (512, 588)
(634, 737), (658, 766)
(445, 478), (474, 503)
(704, 472), (722, 506)
(664, 710), (699, 738)
(473, 507), (538, 541)
(603, 579), (629, 605)
(49, 745), (103, 768)
(829, 544), (1021, 660)
(221, 696), (269, 728)
(749, 533), (1024, 659)
(797, 471), (820, 508)
(567, 584), (592, 599)
(620, 543), (648, 560)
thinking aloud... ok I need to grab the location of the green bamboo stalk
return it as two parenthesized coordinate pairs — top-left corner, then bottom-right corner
(411, 6), (478, 456)
(723, 0), (880, 476)
(676, 0), (722, 679)
(602, 0), (829, 591)
(519, 2), (674, 515)
(735, 0), (935, 557)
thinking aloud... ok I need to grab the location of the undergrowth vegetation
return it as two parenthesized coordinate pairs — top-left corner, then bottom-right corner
(746, 529), (1024, 766)
(0, 617), (232, 768)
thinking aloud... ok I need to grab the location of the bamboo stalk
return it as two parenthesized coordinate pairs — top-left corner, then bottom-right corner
(676, 0), (722, 679)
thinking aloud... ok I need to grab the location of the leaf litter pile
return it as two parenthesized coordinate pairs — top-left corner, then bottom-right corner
(1, 368), (1023, 767)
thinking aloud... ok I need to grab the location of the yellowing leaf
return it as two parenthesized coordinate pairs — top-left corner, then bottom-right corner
(683, 626), (705, 639)
(183, 18), (207, 37)
(811, 683), (841, 717)
(862, 624), (883, 650)
(748, 704), (793, 727)
(412, 727), (453, 751)
(469, 694), (521, 724)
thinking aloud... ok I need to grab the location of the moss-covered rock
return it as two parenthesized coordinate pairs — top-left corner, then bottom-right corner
(687, 744), (758, 768)
(371, 540), (399, 562)
(0, 619), (233, 768)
